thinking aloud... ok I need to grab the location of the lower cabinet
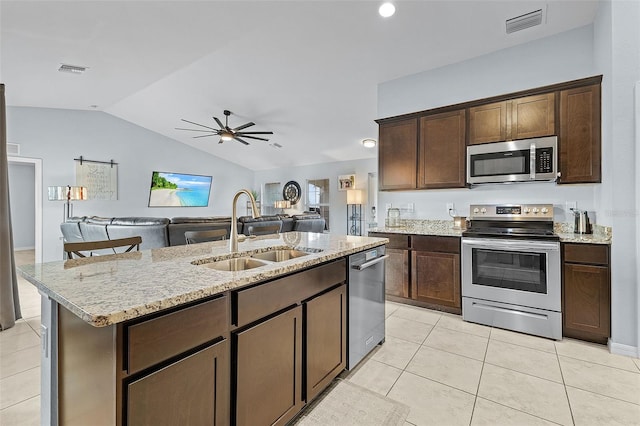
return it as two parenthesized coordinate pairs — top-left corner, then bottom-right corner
(411, 236), (461, 312)
(126, 339), (229, 425)
(562, 243), (611, 344)
(235, 306), (303, 426)
(306, 284), (347, 401)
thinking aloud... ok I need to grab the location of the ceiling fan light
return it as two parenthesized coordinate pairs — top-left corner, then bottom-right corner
(221, 132), (233, 141)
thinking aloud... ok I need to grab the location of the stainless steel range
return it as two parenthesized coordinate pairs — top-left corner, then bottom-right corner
(461, 204), (561, 340)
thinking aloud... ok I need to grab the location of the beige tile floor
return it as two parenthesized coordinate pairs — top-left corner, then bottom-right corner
(1, 249), (639, 425)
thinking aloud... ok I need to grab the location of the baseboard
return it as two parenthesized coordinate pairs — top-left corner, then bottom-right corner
(14, 246), (35, 251)
(608, 339), (639, 358)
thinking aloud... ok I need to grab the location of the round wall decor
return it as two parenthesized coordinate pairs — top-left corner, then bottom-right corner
(282, 180), (301, 204)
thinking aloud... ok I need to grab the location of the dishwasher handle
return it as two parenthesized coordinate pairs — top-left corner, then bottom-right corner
(352, 255), (388, 271)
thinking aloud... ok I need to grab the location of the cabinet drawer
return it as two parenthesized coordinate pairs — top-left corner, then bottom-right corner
(563, 243), (609, 265)
(411, 235), (460, 253)
(126, 295), (229, 374)
(368, 232), (409, 249)
(234, 259), (346, 328)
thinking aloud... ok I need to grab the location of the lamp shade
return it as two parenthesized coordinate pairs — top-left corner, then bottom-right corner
(274, 200), (291, 209)
(48, 186), (87, 201)
(347, 189), (363, 205)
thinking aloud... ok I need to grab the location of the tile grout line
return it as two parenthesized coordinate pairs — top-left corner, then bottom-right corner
(468, 326), (492, 426)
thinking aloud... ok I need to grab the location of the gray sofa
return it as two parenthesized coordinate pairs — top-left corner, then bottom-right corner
(60, 214), (326, 249)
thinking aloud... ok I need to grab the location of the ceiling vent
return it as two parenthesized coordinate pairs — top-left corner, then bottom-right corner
(6, 143), (20, 155)
(269, 143), (283, 149)
(58, 64), (87, 74)
(506, 9), (543, 34)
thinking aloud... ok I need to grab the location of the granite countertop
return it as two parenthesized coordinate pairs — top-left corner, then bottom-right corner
(19, 232), (387, 327)
(368, 220), (612, 245)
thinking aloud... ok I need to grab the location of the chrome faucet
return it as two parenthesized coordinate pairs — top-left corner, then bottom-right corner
(230, 189), (261, 252)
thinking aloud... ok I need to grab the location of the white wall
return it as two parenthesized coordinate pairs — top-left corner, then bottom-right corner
(8, 162), (35, 249)
(254, 158), (377, 235)
(593, 0), (640, 354)
(377, 24), (598, 223)
(7, 107), (255, 262)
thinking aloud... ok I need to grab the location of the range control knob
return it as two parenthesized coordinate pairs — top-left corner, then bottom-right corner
(523, 208), (531, 214)
(473, 208), (480, 214)
(480, 208), (487, 214)
(532, 207), (539, 214)
(541, 207), (549, 214)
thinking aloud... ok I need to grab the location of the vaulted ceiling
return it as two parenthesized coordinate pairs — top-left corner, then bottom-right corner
(1, 1), (599, 170)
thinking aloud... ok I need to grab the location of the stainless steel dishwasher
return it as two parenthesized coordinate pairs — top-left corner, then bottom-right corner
(347, 245), (387, 370)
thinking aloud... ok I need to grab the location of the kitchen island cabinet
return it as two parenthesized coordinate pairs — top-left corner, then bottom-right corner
(21, 232), (386, 426)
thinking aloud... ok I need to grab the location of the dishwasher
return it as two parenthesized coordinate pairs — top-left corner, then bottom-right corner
(347, 245), (387, 370)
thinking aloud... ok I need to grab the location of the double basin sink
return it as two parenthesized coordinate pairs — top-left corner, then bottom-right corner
(198, 248), (315, 272)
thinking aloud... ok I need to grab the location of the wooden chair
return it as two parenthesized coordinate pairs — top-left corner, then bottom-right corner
(184, 229), (227, 244)
(64, 236), (142, 259)
(246, 224), (281, 236)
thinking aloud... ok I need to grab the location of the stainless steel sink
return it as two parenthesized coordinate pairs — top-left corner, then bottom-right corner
(202, 257), (269, 271)
(250, 249), (310, 262)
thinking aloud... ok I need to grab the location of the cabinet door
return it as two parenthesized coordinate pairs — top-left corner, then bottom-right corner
(126, 339), (229, 426)
(378, 118), (418, 190)
(235, 306), (303, 426)
(306, 284), (347, 401)
(418, 109), (466, 189)
(468, 101), (508, 145)
(411, 251), (461, 309)
(385, 248), (410, 298)
(511, 93), (556, 140)
(559, 84), (601, 183)
(563, 263), (610, 342)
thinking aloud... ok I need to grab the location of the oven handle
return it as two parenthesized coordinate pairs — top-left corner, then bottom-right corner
(462, 238), (559, 252)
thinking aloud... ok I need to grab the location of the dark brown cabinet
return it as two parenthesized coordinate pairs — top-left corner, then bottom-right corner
(411, 236), (461, 312)
(378, 118), (418, 190)
(468, 93), (555, 145)
(306, 284), (347, 401)
(559, 84), (601, 183)
(418, 109), (466, 189)
(562, 243), (610, 344)
(368, 232), (410, 298)
(127, 339), (229, 426)
(468, 101), (508, 145)
(235, 306), (303, 426)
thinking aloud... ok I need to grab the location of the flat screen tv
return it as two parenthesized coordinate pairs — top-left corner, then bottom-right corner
(148, 171), (212, 207)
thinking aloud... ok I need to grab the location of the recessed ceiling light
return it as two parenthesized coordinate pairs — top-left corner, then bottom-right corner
(58, 64), (87, 74)
(362, 139), (377, 148)
(379, 2), (395, 18)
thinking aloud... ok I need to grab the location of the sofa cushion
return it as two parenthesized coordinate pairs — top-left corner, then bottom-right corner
(170, 217), (231, 224)
(111, 217), (170, 226)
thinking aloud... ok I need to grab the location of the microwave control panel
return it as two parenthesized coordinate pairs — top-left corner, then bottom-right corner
(535, 147), (554, 173)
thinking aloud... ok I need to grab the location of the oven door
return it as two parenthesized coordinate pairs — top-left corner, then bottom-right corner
(461, 238), (560, 312)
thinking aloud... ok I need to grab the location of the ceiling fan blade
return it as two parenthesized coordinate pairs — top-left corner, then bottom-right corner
(240, 135), (270, 141)
(192, 134), (217, 139)
(180, 119), (219, 132)
(213, 116), (225, 129)
(237, 131), (274, 135)
(233, 122), (255, 131)
(175, 127), (215, 132)
(234, 137), (250, 145)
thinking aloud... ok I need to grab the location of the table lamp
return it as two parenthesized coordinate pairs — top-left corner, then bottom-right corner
(48, 185), (87, 221)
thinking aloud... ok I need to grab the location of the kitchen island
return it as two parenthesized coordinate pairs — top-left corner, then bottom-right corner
(20, 232), (388, 426)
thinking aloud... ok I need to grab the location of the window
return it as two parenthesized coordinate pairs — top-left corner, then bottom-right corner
(307, 179), (330, 231)
(263, 182), (281, 216)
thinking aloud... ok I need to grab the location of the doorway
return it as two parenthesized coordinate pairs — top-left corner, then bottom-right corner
(8, 156), (42, 264)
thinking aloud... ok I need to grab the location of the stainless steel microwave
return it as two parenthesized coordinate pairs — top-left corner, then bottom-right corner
(467, 136), (558, 184)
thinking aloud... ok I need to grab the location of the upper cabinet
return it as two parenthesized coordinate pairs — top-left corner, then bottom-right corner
(468, 93), (555, 145)
(558, 84), (601, 183)
(377, 75), (602, 190)
(418, 109), (466, 189)
(378, 117), (418, 190)
(468, 101), (508, 145)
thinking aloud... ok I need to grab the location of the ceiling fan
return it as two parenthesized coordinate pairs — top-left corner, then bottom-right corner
(176, 110), (273, 145)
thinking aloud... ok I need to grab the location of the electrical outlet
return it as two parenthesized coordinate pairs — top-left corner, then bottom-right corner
(407, 203), (414, 212)
(446, 202), (455, 215)
(566, 201), (577, 212)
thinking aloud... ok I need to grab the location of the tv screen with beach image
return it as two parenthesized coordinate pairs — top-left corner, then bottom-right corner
(148, 171), (212, 207)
